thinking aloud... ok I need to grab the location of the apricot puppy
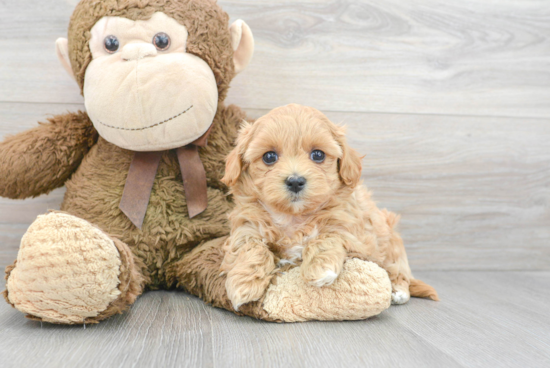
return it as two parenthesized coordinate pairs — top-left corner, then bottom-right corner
(221, 104), (438, 310)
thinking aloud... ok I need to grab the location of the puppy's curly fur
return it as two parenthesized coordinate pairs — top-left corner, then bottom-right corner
(221, 104), (438, 310)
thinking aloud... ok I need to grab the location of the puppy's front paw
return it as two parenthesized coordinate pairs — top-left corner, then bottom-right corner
(300, 257), (342, 287)
(277, 258), (295, 267)
(225, 273), (272, 311)
(309, 270), (338, 287)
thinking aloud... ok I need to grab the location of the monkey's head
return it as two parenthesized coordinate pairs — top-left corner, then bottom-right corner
(56, 0), (254, 151)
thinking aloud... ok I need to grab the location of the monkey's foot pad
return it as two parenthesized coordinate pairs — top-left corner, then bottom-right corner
(5, 212), (122, 323)
(263, 259), (392, 322)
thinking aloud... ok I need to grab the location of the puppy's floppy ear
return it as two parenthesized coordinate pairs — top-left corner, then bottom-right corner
(222, 121), (254, 187)
(333, 125), (363, 187)
(223, 148), (243, 187)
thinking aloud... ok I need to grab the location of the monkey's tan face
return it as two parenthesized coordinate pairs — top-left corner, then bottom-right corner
(84, 12), (218, 151)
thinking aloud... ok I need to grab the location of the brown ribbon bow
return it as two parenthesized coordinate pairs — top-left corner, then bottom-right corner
(119, 126), (212, 229)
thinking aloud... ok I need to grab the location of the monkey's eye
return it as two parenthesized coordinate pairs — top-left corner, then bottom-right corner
(104, 35), (120, 53)
(153, 32), (171, 51)
(262, 151), (278, 165)
(310, 150), (326, 163)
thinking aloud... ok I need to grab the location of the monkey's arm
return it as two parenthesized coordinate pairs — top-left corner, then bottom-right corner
(0, 111), (98, 199)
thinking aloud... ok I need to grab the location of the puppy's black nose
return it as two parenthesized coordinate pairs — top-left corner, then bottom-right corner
(285, 176), (307, 193)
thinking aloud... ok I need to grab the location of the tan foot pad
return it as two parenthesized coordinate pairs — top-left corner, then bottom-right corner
(263, 259), (391, 322)
(6, 212), (122, 324)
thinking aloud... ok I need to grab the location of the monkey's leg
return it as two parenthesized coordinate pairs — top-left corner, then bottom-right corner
(3, 212), (145, 324)
(168, 237), (392, 322)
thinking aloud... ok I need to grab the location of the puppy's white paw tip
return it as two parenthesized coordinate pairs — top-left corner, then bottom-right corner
(391, 290), (410, 305)
(310, 270), (338, 287)
(277, 259), (294, 267)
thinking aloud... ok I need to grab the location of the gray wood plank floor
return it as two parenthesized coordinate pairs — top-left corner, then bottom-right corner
(1, 272), (549, 368)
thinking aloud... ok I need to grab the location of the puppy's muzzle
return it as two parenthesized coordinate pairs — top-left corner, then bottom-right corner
(285, 175), (307, 193)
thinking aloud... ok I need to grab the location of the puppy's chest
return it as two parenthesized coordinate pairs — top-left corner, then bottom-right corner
(262, 215), (320, 264)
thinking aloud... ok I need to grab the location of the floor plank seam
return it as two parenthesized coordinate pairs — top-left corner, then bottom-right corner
(386, 312), (466, 368)
(201, 301), (216, 368)
(236, 106), (550, 121)
(1, 101), (549, 122)
(416, 270), (550, 273)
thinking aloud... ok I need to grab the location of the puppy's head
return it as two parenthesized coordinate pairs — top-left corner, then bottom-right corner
(222, 104), (363, 215)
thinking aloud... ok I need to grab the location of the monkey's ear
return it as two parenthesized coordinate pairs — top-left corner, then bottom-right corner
(230, 20), (254, 74)
(56, 38), (76, 82)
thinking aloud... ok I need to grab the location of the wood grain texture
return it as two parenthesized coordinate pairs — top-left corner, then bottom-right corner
(1, 103), (549, 272)
(0, 291), (213, 368)
(0, 1), (549, 117)
(1, 271), (549, 368)
(0, 0), (81, 104)
(225, 0), (550, 117)
(392, 271), (550, 368)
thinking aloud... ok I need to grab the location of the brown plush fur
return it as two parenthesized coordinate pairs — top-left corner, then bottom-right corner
(88, 237), (148, 323)
(220, 104), (438, 308)
(61, 104), (242, 288)
(2, 261), (16, 307)
(165, 236), (275, 321)
(0, 111), (97, 199)
(0, 0), (267, 323)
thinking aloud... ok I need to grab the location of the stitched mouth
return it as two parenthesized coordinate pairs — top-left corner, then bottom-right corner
(97, 105), (193, 131)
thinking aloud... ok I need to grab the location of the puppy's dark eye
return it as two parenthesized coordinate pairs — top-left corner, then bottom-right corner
(104, 35), (120, 53)
(153, 32), (171, 51)
(310, 150), (326, 163)
(262, 151), (278, 165)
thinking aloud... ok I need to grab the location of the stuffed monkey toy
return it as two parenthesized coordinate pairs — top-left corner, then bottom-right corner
(1, 0), (391, 324)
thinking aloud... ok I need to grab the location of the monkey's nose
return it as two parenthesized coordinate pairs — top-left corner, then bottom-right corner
(121, 43), (157, 61)
(285, 176), (307, 193)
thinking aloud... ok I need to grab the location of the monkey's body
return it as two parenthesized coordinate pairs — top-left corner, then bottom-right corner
(61, 106), (240, 288)
(1, 0), (393, 324)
